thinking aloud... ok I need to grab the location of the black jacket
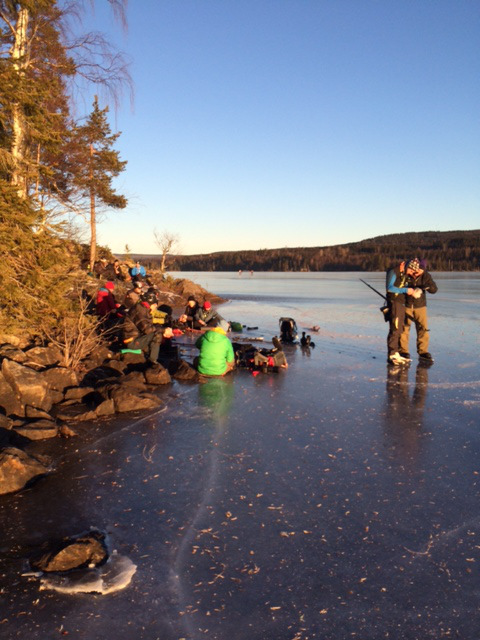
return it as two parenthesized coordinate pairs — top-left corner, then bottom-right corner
(123, 302), (156, 341)
(405, 271), (438, 309)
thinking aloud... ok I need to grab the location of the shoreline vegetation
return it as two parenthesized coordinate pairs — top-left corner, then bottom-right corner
(131, 229), (480, 273)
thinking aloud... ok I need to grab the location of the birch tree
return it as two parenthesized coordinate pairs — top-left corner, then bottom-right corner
(153, 229), (180, 275)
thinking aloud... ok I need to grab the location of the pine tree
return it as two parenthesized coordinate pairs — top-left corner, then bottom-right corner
(0, 1), (130, 334)
(70, 96), (127, 269)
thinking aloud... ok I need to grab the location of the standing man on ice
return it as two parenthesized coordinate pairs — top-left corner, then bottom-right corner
(386, 258), (422, 365)
(399, 258), (438, 363)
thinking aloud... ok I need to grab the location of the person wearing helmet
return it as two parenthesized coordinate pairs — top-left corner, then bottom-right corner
(399, 258), (438, 362)
(385, 259), (421, 365)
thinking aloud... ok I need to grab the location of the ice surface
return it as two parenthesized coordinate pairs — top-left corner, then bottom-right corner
(0, 273), (479, 639)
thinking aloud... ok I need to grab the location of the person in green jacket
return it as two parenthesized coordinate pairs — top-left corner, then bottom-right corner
(195, 328), (235, 376)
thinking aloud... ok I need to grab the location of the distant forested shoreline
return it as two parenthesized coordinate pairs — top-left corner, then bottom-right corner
(131, 230), (480, 272)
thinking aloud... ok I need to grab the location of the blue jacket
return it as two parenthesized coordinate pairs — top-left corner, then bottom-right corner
(131, 265), (146, 277)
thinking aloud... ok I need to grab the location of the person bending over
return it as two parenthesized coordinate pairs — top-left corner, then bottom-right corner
(399, 258), (437, 362)
(386, 258), (421, 365)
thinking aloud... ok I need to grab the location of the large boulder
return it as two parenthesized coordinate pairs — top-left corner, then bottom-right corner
(144, 363), (171, 385)
(23, 345), (63, 369)
(14, 420), (59, 440)
(0, 415), (13, 430)
(110, 387), (162, 413)
(81, 366), (122, 388)
(54, 398), (115, 422)
(1, 359), (52, 412)
(40, 367), (79, 392)
(0, 344), (27, 364)
(30, 530), (108, 573)
(0, 447), (49, 495)
(63, 386), (95, 403)
(25, 406), (54, 420)
(170, 359), (199, 382)
(0, 371), (24, 417)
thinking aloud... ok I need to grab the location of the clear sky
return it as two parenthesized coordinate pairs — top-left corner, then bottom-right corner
(83, 0), (479, 256)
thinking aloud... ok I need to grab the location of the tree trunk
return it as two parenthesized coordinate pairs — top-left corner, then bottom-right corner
(89, 144), (96, 269)
(11, 7), (29, 198)
(160, 252), (167, 274)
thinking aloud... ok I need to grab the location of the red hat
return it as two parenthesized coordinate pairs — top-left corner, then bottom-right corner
(203, 301), (211, 309)
(105, 281), (114, 291)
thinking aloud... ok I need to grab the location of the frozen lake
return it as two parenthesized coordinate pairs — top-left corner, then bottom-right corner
(0, 272), (479, 639)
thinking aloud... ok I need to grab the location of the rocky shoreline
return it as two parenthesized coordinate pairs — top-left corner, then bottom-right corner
(0, 338), (201, 497)
(0, 276), (223, 497)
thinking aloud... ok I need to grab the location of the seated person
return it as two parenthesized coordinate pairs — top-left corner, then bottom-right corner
(93, 258), (108, 279)
(194, 327), (235, 376)
(195, 301), (230, 332)
(124, 280), (144, 309)
(178, 296), (199, 329)
(129, 260), (147, 281)
(96, 281), (119, 329)
(122, 294), (173, 363)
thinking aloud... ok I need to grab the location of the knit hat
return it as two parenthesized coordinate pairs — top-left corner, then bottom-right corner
(203, 301), (212, 309)
(419, 258), (427, 270)
(407, 258), (420, 271)
(105, 281), (114, 291)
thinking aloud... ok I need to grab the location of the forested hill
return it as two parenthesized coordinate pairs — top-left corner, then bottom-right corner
(138, 230), (480, 272)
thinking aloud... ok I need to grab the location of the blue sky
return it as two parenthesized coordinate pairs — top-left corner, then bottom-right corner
(83, 0), (479, 255)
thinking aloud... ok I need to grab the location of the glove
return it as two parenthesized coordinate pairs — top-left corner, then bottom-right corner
(413, 288), (423, 299)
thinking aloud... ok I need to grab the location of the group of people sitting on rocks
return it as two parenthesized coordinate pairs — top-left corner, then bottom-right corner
(94, 271), (289, 378)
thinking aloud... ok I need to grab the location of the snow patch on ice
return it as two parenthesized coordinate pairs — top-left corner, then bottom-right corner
(39, 552), (136, 595)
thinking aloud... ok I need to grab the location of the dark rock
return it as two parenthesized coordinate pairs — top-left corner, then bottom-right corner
(102, 359), (126, 374)
(121, 371), (148, 387)
(81, 346), (115, 371)
(30, 530), (108, 573)
(90, 383), (121, 402)
(121, 351), (146, 365)
(58, 425), (78, 438)
(55, 404), (109, 422)
(14, 420), (59, 440)
(54, 404), (96, 422)
(0, 413), (13, 429)
(81, 366), (122, 388)
(25, 406), (53, 420)
(63, 386), (95, 402)
(1, 360), (52, 412)
(40, 367), (79, 392)
(0, 447), (49, 495)
(0, 371), (24, 417)
(144, 363), (171, 385)
(93, 398), (116, 417)
(0, 344), (27, 364)
(110, 387), (162, 413)
(0, 427), (30, 448)
(23, 345), (63, 369)
(170, 359), (199, 381)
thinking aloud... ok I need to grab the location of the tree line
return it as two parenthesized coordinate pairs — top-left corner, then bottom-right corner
(158, 230), (480, 272)
(0, 1), (128, 334)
